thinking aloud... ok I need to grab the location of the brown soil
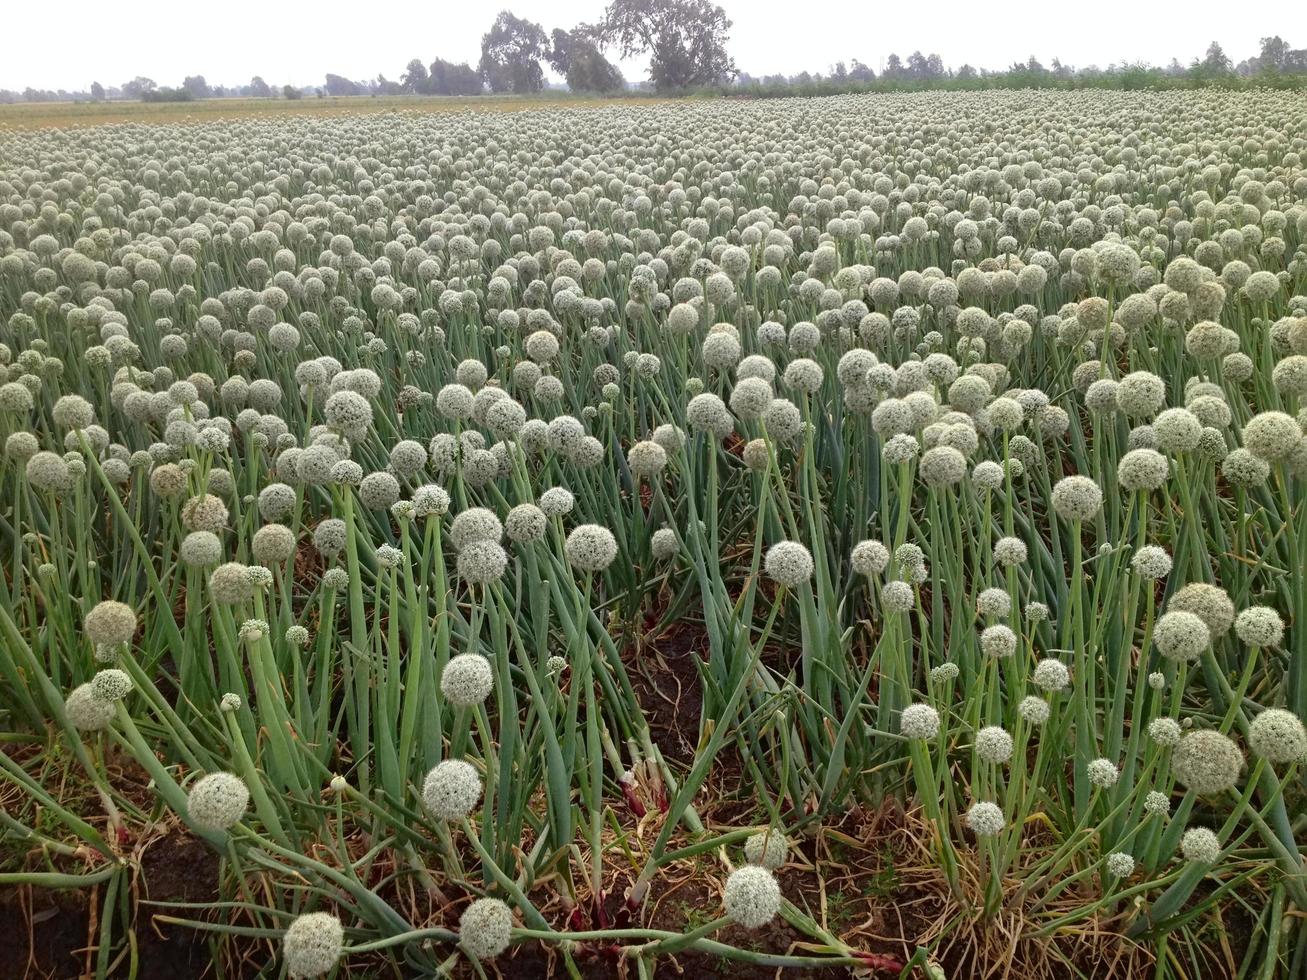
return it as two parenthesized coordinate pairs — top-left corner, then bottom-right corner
(0, 739), (245, 980)
(135, 835), (225, 977)
(630, 620), (708, 766)
(0, 887), (93, 980)
(0, 834), (230, 980)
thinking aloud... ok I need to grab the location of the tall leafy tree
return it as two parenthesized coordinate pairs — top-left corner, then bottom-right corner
(479, 10), (549, 94)
(905, 50), (946, 80)
(401, 59), (430, 93)
(848, 60), (875, 82)
(549, 28), (625, 93)
(593, 0), (736, 92)
(249, 76), (272, 98)
(1198, 41), (1232, 74)
(1258, 36), (1290, 72)
(430, 59), (484, 96)
(121, 76), (156, 98)
(182, 75), (209, 98)
(324, 74), (362, 96)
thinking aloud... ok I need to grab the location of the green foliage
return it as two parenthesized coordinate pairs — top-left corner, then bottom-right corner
(549, 28), (625, 93)
(479, 10), (550, 95)
(594, 0), (736, 91)
(428, 58), (483, 96)
(140, 86), (194, 103)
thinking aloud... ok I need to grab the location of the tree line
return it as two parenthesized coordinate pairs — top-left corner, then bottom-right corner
(736, 40), (1307, 97)
(3, 1), (1305, 104)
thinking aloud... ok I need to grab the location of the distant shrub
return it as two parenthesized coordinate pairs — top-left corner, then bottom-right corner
(141, 87), (194, 103)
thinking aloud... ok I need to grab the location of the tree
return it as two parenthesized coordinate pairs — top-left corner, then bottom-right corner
(121, 76), (157, 98)
(593, 0), (736, 92)
(902, 51), (946, 79)
(249, 76), (272, 98)
(401, 58), (430, 93)
(1258, 36), (1290, 71)
(283, 84), (303, 100)
(1198, 41), (1232, 75)
(90, 81), (105, 100)
(429, 59), (484, 95)
(956, 64), (978, 81)
(883, 54), (904, 79)
(324, 74), (363, 96)
(181, 75), (209, 98)
(479, 10), (549, 94)
(142, 86), (192, 102)
(848, 59), (874, 82)
(549, 28), (625, 92)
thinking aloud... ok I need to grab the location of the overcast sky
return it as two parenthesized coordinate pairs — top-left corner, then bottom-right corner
(3, 0), (1298, 91)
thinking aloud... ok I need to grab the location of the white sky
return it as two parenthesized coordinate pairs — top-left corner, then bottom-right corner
(3, 0), (1298, 91)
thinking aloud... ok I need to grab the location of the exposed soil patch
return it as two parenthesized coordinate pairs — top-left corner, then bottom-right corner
(0, 833), (232, 980)
(136, 834), (224, 978)
(0, 887), (93, 980)
(630, 620), (707, 766)
(0, 739), (240, 980)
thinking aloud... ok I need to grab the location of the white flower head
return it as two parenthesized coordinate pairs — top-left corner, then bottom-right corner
(723, 866), (781, 928)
